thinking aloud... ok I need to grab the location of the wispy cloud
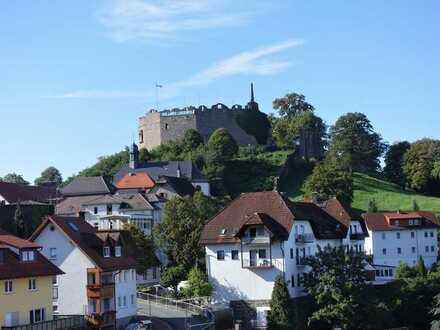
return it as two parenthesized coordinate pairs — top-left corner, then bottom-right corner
(50, 39), (303, 100)
(99, 0), (249, 42)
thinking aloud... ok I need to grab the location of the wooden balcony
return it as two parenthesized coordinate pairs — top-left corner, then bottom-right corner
(85, 311), (116, 328)
(87, 283), (114, 299)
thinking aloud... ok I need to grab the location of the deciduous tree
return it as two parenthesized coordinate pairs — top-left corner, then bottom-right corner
(34, 166), (63, 186)
(182, 267), (213, 298)
(1, 173), (29, 185)
(383, 141), (411, 187)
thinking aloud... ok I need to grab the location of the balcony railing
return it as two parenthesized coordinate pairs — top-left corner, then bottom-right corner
(296, 256), (307, 266)
(241, 236), (270, 245)
(1, 315), (86, 330)
(242, 258), (273, 269)
(295, 234), (314, 243)
(86, 283), (114, 299)
(84, 311), (115, 328)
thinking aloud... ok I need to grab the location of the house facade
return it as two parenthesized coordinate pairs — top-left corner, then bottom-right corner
(0, 229), (64, 329)
(363, 211), (439, 282)
(30, 216), (138, 330)
(200, 192), (366, 327)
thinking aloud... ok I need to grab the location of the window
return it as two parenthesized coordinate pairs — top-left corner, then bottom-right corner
(431, 246), (435, 252)
(139, 130), (144, 143)
(396, 232), (400, 239)
(131, 294), (135, 305)
(395, 220), (400, 226)
(165, 123), (169, 130)
(397, 248), (401, 254)
(381, 233), (386, 240)
(249, 228), (257, 238)
(93, 207), (98, 214)
(256, 227), (265, 236)
(354, 225), (358, 233)
(115, 246), (122, 257)
(28, 278), (37, 291)
(52, 276), (57, 286)
(389, 269), (393, 277)
(258, 249), (266, 259)
(411, 231), (415, 238)
(425, 246), (429, 253)
(382, 248), (387, 255)
(375, 270), (380, 277)
(4, 280), (13, 293)
(291, 275), (295, 288)
(21, 250), (35, 261)
(425, 232), (428, 238)
(290, 248), (294, 259)
(431, 232), (435, 237)
(152, 267), (157, 280)
(118, 296), (121, 307)
(384, 269), (389, 277)
(49, 248), (57, 259)
(103, 247), (111, 257)
(297, 273), (302, 287)
(217, 250), (225, 260)
(412, 247), (416, 253)
(53, 286), (58, 300)
(123, 296), (127, 307)
(107, 204), (113, 215)
(124, 270), (128, 282)
(53, 304), (58, 313)
(29, 308), (45, 324)
(231, 250), (239, 260)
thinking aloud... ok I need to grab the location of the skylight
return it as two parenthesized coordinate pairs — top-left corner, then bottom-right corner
(68, 222), (79, 232)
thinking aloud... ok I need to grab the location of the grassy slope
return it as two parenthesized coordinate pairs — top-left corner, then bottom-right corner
(352, 173), (440, 214)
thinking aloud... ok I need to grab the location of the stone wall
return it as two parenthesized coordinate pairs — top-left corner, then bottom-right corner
(138, 111), (162, 150)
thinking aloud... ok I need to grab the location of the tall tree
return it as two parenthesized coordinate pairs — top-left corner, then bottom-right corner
(328, 112), (387, 173)
(273, 92), (314, 117)
(303, 246), (369, 330)
(383, 141), (411, 187)
(182, 267), (213, 298)
(302, 158), (353, 206)
(207, 128), (238, 164)
(1, 173), (29, 185)
(403, 138), (440, 195)
(154, 192), (219, 270)
(123, 224), (159, 274)
(266, 276), (294, 330)
(160, 265), (187, 297)
(182, 129), (204, 151)
(34, 166), (63, 186)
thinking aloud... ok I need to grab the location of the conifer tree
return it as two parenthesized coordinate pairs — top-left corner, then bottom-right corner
(13, 202), (26, 237)
(417, 256), (428, 277)
(267, 276), (294, 330)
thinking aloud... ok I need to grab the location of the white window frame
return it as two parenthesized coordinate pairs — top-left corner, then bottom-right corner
(4, 280), (13, 294)
(103, 247), (111, 258)
(28, 278), (37, 291)
(115, 246), (122, 257)
(49, 248), (57, 259)
(21, 250), (35, 261)
(30, 308), (45, 324)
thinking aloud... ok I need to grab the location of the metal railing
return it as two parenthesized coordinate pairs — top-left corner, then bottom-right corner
(242, 258), (273, 268)
(1, 315), (86, 330)
(137, 292), (215, 329)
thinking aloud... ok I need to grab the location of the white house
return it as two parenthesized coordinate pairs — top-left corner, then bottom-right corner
(200, 192), (367, 328)
(29, 216), (138, 330)
(363, 211), (439, 283)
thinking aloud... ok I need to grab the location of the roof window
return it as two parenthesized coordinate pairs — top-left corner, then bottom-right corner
(220, 228), (227, 235)
(68, 222), (79, 232)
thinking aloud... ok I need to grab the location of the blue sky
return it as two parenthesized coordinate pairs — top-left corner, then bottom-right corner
(1, 0), (439, 183)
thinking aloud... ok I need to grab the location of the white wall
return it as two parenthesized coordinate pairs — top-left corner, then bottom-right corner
(115, 269), (137, 321)
(192, 181), (210, 196)
(34, 224), (94, 315)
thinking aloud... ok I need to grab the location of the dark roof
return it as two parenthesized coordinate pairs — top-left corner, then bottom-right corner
(113, 160), (207, 184)
(83, 193), (154, 210)
(0, 182), (58, 204)
(61, 176), (114, 197)
(56, 195), (101, 215)
(200, 191), (347, 245)
(235, 212), (289, 240)
(30, 216), (137, 271)
(157, 176), (196, 196)
(363, 211), (439, 231)
(0, 229), (63, 280)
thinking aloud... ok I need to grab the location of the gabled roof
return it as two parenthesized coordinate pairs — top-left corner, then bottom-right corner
(200, 191), (347, 245)
(0, 182), (58, 204)
(363, 211), (439, 231)
(115, 172), (155, 190)
(61, 176), (114, 197)
(83, 193), (154, 210)
(56, 195), (101, 215)
(235, 212), (289, 240)
(113, 160), (207, 184)
(30, 216), (137, 271)
(0, 229), (63, 280)
(156, 176), (196, 196)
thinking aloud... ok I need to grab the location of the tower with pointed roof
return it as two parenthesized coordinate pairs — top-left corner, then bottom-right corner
(129, 143), (139, 169)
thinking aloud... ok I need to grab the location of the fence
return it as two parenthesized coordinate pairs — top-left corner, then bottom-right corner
(1, 315), (86, 330)
(137, 292), (215, 329)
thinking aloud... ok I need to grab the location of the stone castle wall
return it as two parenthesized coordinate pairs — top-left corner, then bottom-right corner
(138, 104), (257, 150)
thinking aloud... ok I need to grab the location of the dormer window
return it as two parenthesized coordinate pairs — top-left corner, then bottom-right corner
(103, 247), (111, 258)
(93, 207), (98, 215)
(220, 228), (227, 235)
(395, 220), (400, 226)
(115, 246), (122, 257)
(21, 250), (35, 262)
(107, 204), (113, 215)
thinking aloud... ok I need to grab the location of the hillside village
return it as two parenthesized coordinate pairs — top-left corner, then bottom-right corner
(1, 87), (440, 330)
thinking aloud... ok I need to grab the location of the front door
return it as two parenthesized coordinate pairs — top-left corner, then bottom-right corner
(250, 250), (258, 266)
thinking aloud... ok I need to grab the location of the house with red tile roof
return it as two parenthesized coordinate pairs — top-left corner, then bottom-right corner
(363, 211), (439, 282)
(0, 229), (66, 329)
(29, 216), (138, 330)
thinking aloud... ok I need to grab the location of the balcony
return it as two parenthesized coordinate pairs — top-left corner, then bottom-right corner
(87, 284), (114, 299)
(1, 315), (87, 330)
(350, 233), (365, 240)
(84, 311), (115, 328)
(242, 258), (273, 269)
(84, 301), (116, 328)
(296, 256), (307, 267)
(241, 236), (270, 245)
(295, 234), (314, 244)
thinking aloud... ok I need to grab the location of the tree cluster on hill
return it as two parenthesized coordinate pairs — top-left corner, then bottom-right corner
(0, 173), (29, 185)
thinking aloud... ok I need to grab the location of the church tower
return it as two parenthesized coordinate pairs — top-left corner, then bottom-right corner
(129, 142), (139, 169)
(245, 83), (259, 111)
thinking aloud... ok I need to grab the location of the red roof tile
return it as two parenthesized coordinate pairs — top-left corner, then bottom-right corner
(115, 173), (155, 190)
(363, 211), (439, 231)
(0, 229), (41, 249)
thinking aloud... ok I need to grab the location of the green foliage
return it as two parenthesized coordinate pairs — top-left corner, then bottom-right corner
(123, 224), (159, 274)
(328, 112), (387, 174)
(395, 263), (419, 279)
(267, 276), (294, 330)
(417, 256), (428, 277)
(432, 293), (440, 330)
(154, 192), (219, 270)
(0, 173), (29, 185)
(367, 199), (378, 212)
(236, 106), (271, 144)
(207, 128), (238, 164)
(303, 246), (369, 330)
(412, 199), (420, 211)
(302, 158), (353, 206)
(13, 203), (25, 237)
(160, 265), (187, 296)
(182, 267), (213, 298)
(139, 148), (150, 162)
(34, 166), (62, 186)
(383, 141), (411, 187)
(182, 129), (204, 151)
(403, 138), (440, 195)
(273, 92), (314, 117)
